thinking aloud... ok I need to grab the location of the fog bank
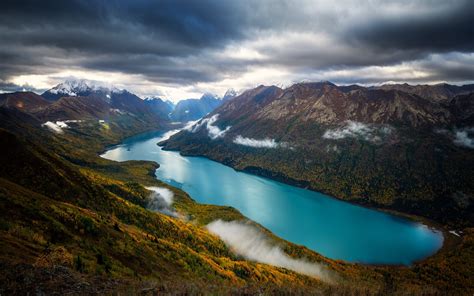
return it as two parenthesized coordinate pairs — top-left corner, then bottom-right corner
(233, 135), (280, 148)
(207, 219), (333, 282)
(323, 121), (392, 143)
(145, 186), (178, 217)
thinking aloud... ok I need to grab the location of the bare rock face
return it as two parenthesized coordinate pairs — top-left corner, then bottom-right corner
(375, 83), (474, 103)
(207, 81), (458, 134)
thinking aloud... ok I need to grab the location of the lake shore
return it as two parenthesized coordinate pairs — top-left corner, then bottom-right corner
(156, 142), (463, 265)
(102, 133), (443, 266)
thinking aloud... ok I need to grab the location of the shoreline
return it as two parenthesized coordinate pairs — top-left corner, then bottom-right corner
(157, 146), (462, 264)
(100, 129), (457, 267)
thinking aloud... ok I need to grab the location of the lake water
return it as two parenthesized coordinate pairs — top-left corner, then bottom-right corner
(101, 130), (443, 265)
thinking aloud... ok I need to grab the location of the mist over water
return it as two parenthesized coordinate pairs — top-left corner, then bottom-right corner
(207, 219), (334, 282)
(101, 131), (444, 265)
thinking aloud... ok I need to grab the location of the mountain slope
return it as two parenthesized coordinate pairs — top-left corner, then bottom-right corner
(375, 83), (474, 103)
(0, 109), (369, 294)
(222, 88), (238, 101)
(42, 79), (115, 101)
(41, 80), (167, 123)
(0, 96), (473, 294)
(211, 82), (452, 131)
(449, 92), (474, 126)
(0, 92), (50, 112)
(162, 82), (474, 226)
(144, 97), (174, 119)
(170, 93), (225, 122)
(0, 124), (334, 293)
(35, 96), (111, 120)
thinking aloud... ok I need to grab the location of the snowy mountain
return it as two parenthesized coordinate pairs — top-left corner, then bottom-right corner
(42, 79), (124, 101)
(144, 97), (175, 119)
(170, 93), (224, 122)
(39, 79), (170, 123)
(222, 88), (238, 101)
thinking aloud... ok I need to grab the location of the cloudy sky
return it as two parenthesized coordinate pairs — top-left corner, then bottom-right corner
(0, 0), (473, 101)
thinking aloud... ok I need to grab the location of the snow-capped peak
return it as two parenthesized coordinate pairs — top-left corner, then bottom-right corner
(45, 79), (125, 97)
(145, 97), (163, 102)
(200, 92), (219, 100)
(223, 88), (238, 100)
(47, 79), (85, 96)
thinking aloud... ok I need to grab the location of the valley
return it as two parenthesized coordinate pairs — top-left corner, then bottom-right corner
(0, 80), (473, 294)
(1, 1), (473, 294)
(102, 130), (444, 265)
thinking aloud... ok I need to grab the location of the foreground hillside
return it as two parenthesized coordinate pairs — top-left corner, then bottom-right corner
(0, 105), (334, 293)
(0, 130), (333, 294)
(0, 90), (473, 294)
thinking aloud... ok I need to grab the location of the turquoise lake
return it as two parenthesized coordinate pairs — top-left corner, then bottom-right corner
(101, 130), (443, 265)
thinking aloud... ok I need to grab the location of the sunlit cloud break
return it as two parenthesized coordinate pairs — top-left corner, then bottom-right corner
(233, 135), (280, 148)
(206, 219), (334, 282)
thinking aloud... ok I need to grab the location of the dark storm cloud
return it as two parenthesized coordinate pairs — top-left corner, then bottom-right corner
(0, 0), (473, 87)
(349, 0), (474, 53)
(0, 0), (262, 54)
(81, 54), (222, 84)
(0, 0), (247, 77)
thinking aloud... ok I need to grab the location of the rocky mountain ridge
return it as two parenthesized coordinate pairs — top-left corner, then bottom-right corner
(161, 81), (474, 226)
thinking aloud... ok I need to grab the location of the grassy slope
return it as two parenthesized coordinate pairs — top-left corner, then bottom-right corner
(0, 118), (472, 295)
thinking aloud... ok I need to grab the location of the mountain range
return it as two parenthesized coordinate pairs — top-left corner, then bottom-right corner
(37, 79), (236, 123)
(144, 97), (175, 119)
(0, 80), (473, 294)
(169, 90), (237, 122)
(161, 81), (474, 226)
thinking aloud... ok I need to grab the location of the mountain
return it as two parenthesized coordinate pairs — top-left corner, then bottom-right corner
(222, 88), (238, 101)
(375, 83), (474, 102)
(0, 96), (362, 295)
(170, 92), (223, 122)
(35, 95), (111, 121)
(161, 81), (474, 226)
(0, 126), (331, 294)
(43, 80), (233, 123)
(107, 90), (156, 117)
(205, 81), (452, 129)
(0, 85), (169, 144)
(0, 91), (50, 112)
(449, 92), (474, 126)
(164, 99), (175, 109)
(144, 97), (174, 119)
(38, 80), (171, 129)
(1, 84), (473, 294)
(41, 79), (117, 101)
